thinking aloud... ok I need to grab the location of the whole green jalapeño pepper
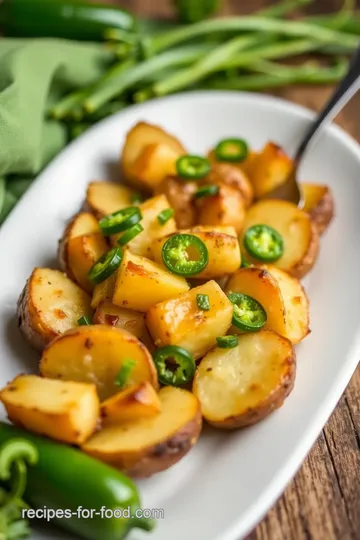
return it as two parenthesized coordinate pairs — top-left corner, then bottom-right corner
(0, 422), (154, 540)
(0, 0), (136, 41)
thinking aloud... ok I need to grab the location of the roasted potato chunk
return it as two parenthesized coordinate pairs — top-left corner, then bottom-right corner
(100, 382), (161, 425)
(209, 163), (254, 208)
(122, 122), (186, 189)
(261, 265), (310, 344)
(152, 226), (241, 279)
(83, 386), (202, 477)
(58, 212), (100, 272)
(17, 268), (92, 351)
(58, 212), (109, 292)
(113, 250), (189, 312)
(225, 266), (309, 344)
(91, 274), (116, 309)
(193, 330), (296, 428)
(241, 199), (319, 278)
(111, 194), (176, 257)
(225, 267), (287, 337)
(302, 183), (334, 235)
(155, 176), (198, 229)
(67, 233), (108, 293)
(94, 300), (154, 351)
(129, 143), (181, 190)
(86, 181), (134, 219)
(196, 183), (245, 233)
(246, 142), (293, 199)
(0, 375), (99, 445)
(146, 280), (233, 360)
(40, 325), (158, 401)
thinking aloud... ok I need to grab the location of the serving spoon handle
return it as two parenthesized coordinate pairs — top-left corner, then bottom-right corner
(294, 44), (360, 165)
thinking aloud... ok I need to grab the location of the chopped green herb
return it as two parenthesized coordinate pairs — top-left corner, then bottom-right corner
(115, 359), (136, 390)
(157, 208), (174, 225)
(196, 294), (210, 311)
(77, 316), (92, 326)
(194, 185), (219, 199)
(216, 335), (239, 349)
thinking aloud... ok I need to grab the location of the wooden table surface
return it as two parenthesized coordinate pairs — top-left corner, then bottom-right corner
(116, 1), (360, 538)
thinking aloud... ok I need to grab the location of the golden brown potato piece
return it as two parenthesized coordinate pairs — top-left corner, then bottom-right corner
(113, 250), (189, 312)
(86, 181), (134, 219)
(58, 211), (109, 293)
(17, 268), (92, 352)
(100, 382), (161, 425)
(225, 266), (309, 344)
(129, 143), (181, 191)
(246, 142), (293, 199)
(146, 280), (233, 360)
(225, 267), (287, 337)
(152, 226), (241, 279)
(40, 325), (158, 401)
(196, 183), (245, 234)
(262, 265), (310, 344)
(193, 330), (296, 429)
(302, 183), (334, 235)
(58, 212), (100, 273)
(241, 199), (319, 278)
(209, 163), (254, 208)
(94, 300), (154, 351)
(111, 194), (177, 258)
(83, 386), (202, 477)
(0, 375), (99, 445)
(91, 274), (116, 309)
(122, 122), (186, 189)
(67, 233), (108, 293)
(155, 176), (198, 229)
(208, 148), (258, 182)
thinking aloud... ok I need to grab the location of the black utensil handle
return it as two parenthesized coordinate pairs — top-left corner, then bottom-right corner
(295, 43), (360, 162)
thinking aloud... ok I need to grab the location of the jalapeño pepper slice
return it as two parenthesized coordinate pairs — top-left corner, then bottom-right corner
(99, 206), (142, 236)
(244, 224), (284, 262)
(153, 345), (196, 387)
(77, 315), (92, 326)
(162, 233), (208, 277)
(176, 155), (211, 180)
(228, 292), (267, 332)
(88, 247), (123, 284)
(214, 138), (249, 163)
(117, 223), (144, 246)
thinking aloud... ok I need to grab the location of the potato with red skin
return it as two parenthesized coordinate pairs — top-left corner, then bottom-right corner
(83, 387), (202, 478)
(193, 330), (296, 429)
(196, 183), (245, 234)
(155, 176), (198, 229)
(241, 199), (319, 279)
(122, 122), (186, 190)
(209, 163), (254, 208)
(40, 325), (158, 401)
(302, 183), (335, 235)
(17, 268), (92, 352)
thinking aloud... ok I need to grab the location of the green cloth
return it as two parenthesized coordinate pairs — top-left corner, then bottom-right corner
(0, 38), (111, 223)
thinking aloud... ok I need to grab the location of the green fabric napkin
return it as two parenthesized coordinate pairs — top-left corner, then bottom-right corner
(0, 38), (111, 223)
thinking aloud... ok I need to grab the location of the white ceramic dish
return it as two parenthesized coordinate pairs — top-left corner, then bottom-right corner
(0, 91), (359, 540)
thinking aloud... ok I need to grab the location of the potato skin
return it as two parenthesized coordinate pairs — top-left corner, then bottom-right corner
(155, 176), (198, 229)
(193, 330), (296, 429)
(40, 325), (158, 401)
(122, 406), (202, 477)
(17, 269), (92, 352)
(210, 163), (254, 208)
(197, 183), (245, 234)
(302, 183), (335, 235)
(290, 220), (320, 279)
(83, 387), (202, 477)
(17, 279), (52, 352)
